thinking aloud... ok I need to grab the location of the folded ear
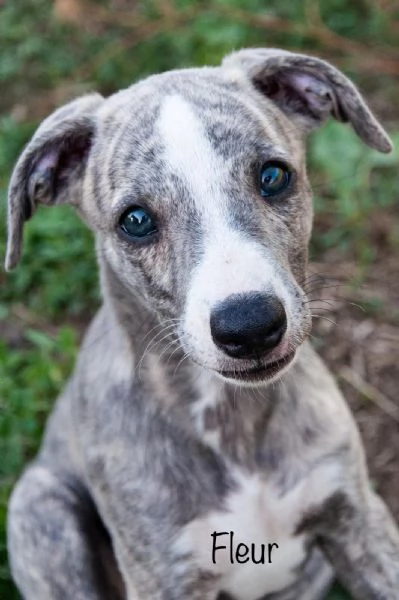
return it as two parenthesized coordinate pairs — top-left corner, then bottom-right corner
(5, 93), (104, 270)
(223, 48), (392, 153)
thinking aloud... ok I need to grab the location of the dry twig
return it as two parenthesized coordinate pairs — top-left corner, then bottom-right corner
(340, 365), (399, 423)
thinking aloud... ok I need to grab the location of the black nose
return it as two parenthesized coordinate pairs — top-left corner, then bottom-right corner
(210, 292), (287, 359)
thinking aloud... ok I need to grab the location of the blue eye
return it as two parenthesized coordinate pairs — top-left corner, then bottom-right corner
(260, 162), (291, 197)
(119, 206), (157, 239)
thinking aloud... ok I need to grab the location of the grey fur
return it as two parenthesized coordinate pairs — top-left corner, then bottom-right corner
(6, 49), (399, 600)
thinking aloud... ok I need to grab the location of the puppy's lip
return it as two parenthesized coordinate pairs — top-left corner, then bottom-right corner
(217, 350), (296, 382)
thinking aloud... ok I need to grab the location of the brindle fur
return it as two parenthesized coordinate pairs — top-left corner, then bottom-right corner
(5, 48), (399, 600)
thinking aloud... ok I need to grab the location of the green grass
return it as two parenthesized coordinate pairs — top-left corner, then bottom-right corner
(309, 124), (399, 263)
(0, 328), (79, 599)
(0, 1), (398, 598)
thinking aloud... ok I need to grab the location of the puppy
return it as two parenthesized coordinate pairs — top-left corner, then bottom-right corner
(6, 48), (399, 600)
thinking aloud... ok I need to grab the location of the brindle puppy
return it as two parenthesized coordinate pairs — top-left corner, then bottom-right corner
(6, 48), (399, 600)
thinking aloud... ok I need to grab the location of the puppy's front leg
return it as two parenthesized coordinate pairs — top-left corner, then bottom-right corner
(316, 488), (399, 599)
(8, 464), (124, 600)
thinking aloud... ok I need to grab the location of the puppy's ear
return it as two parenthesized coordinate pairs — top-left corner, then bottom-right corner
(5, 93), (104, 270)
(223, 48), (392, 153)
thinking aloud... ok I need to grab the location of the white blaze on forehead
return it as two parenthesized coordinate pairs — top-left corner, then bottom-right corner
(157, 94), (284, 297)
(157, 94), (227, 219)
(158, 95), (297, 366)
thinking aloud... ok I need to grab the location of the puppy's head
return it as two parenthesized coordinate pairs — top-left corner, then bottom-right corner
(6, 49), (392, 385)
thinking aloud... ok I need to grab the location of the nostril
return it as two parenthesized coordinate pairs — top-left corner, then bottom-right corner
(263, 312), (286, 345)
(261, 323), (285, 349)
(210, 292), (287, 358)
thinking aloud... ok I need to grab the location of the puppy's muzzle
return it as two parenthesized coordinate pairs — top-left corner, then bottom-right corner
(210, 292), (287, 359)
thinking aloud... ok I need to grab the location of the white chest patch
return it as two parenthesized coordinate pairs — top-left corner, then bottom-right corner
(174, 465), (342, 600)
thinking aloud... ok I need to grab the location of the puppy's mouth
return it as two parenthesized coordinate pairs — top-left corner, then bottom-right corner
(217, 350), (296, 383)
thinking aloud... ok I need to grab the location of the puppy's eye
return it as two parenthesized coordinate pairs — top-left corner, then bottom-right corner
(119, 206), (157, 239)
(260, 162), (291, 197)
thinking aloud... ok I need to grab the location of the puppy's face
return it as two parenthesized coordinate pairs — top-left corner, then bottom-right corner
(94, 72), (312, 384)
(6, 50), (392, 384)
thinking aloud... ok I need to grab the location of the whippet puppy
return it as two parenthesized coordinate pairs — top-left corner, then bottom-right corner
(6, 48), (399, 600)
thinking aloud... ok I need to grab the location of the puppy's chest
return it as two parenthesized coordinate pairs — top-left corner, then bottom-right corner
(174, 468), (339, 600)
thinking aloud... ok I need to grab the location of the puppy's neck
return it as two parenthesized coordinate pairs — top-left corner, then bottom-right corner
(100, 257), (276, 459)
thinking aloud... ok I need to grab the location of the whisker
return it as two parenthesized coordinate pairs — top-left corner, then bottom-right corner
(173, 352), (190, 378)
(140, 324), (179, 358)
(348, 301), (366, 312)
(302, 282), (354, 296)
(141, 318), (180, 344)
(310, 314), (337, 326)
(136, 327), (178, 379)
(303, 298), (336, 307)
(164, 342), (184, 368)
(143, 322), (180, 346)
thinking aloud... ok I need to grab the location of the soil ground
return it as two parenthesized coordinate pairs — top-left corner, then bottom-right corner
(309, 244), (399, 520)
